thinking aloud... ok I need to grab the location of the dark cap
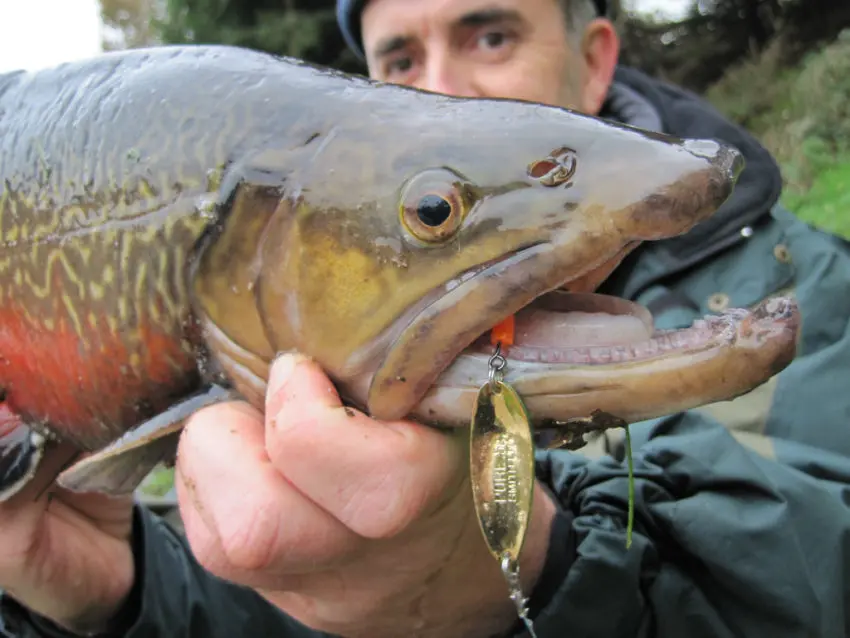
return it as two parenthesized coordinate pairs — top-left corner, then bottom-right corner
(336, 0), (608, 61)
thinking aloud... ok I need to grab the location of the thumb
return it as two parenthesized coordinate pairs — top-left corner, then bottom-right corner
(265, 352), (342, 419)
(262, 352), (466, 539)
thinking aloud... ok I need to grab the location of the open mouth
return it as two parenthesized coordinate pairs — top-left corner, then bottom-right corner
(465, 289), (739, 365)
(408, 284), (798, 430)
(367, 238), (798, 426)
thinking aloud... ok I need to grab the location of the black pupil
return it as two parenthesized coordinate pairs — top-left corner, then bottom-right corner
(417, 194), (452, 227)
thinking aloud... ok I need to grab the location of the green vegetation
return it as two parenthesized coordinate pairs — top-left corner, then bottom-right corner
(706, 31), (850, 239)
(153, 0), (365, 74)
(138, 465), (176, 498)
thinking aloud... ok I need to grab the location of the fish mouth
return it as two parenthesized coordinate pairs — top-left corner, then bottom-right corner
(414, 290), (800, 429)
(367, 245), (800, 426)
(466, 290), (706, 365)
(364, 241), (643, 418)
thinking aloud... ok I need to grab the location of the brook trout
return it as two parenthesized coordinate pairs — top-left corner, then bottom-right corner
(0, 45), (798, 500)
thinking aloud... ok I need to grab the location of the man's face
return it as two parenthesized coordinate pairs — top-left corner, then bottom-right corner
(360, 0), (615, 114)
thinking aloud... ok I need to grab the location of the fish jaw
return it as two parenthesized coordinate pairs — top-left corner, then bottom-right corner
(407, 294), (800, 428)
(364, 137), (745, 422)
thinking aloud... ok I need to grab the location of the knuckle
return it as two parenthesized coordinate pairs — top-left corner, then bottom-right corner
(340, 470), (404, 539)
(216, 497), (282, 573)
(341, 444), (434, 539)
(350, 429), (456, 538)
(264, 418), (309, 470)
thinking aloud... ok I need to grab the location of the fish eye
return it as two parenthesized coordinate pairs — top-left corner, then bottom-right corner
(399, 169), (471, 244)
(417, 194), (452, 227)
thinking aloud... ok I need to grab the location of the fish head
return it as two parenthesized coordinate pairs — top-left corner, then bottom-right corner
(255, 86), (745, 422)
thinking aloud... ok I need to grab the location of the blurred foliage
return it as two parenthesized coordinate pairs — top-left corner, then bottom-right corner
(153, 0), (365, 74)
(616, 0), (850, 93)
(706, 30), (850, 238)
(100, 0), (164, 50)
(138, 465), (176, 498)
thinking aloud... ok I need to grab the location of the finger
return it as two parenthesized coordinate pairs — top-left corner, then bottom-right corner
(264, 354), (466, 540)
(0, 440), (75, 577)
(0, 434), (132, 541)
(176, 400), (363, 589)
(0, 439), (132, 603)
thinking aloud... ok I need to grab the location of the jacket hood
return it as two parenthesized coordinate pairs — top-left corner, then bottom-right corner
(601, 65), (784, 296)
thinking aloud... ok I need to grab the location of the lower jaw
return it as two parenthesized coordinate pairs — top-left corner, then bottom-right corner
(408, 294), (796, 429)
(413, 327), (735, 429)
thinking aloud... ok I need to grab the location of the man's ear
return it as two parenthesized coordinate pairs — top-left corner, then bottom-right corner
(579, 18), (620, 115)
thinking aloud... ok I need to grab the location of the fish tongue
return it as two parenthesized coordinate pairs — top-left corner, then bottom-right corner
(512, 292), (654, 348)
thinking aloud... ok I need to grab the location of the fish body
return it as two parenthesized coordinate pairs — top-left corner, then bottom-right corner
(0, 45), (798, 500)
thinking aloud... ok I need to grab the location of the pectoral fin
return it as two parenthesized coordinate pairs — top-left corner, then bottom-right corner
(58, 385), (236, 496)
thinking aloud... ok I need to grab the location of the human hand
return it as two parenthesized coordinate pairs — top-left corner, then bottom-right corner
(176, 353), (557, 638)
(0, 405), (135, 634)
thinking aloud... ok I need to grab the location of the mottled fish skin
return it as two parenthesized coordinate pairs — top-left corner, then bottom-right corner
(0, 44), (796, 500)
(0, 45), (375, 448)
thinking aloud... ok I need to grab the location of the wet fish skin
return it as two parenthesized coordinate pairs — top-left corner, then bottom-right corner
(0, 44), (793, 500)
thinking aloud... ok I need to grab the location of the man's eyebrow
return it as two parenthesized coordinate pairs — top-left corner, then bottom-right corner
(374, 36), (411, 58)
(372, 8), (523, 58)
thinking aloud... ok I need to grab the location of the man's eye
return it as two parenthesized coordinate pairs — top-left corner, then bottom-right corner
(478, 31), (508, 49)
(388, 57), (413, 74)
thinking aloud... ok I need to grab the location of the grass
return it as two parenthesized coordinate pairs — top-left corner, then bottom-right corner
(138, 465), (176, 499)
(783, 159), (850, 238)
(706, 30), (850, 239)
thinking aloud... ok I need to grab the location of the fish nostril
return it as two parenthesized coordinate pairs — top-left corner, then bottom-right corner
(527, 148), (578, 188)
(529, 159), (559, 179)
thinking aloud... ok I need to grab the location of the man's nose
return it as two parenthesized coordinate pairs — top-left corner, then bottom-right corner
(419, 54), (479, 98)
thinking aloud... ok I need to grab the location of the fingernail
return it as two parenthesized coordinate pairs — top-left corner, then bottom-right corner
(266, 352), (306, 410)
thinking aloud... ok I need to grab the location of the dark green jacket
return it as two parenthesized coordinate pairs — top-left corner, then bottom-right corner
(3, 66), (850, 638)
